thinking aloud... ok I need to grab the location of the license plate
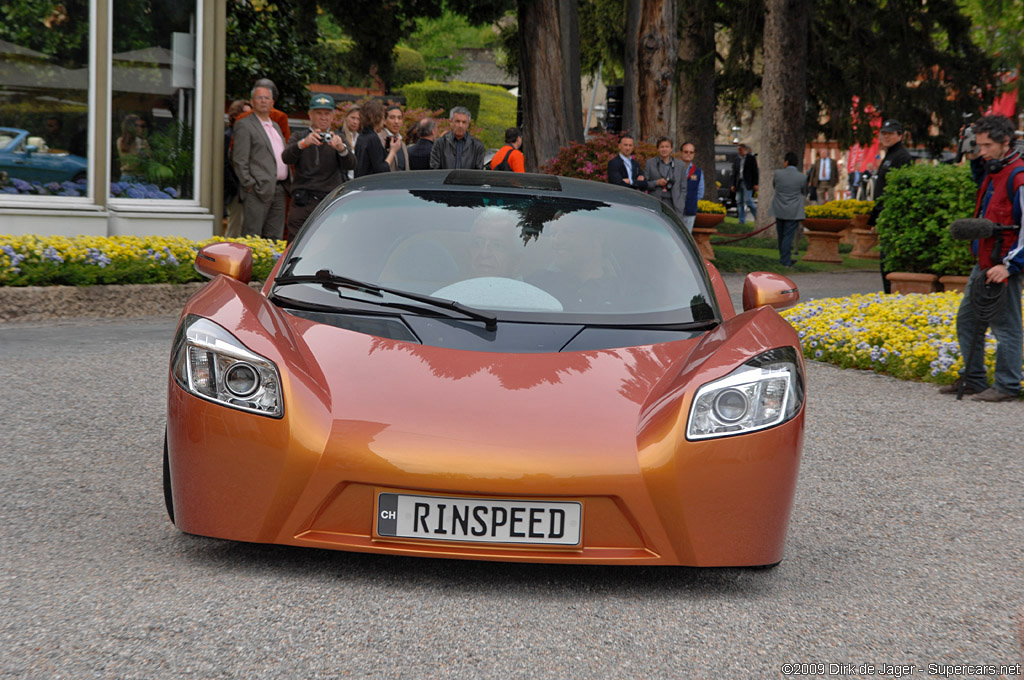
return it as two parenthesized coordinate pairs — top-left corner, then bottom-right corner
(376, 493), (582, 546)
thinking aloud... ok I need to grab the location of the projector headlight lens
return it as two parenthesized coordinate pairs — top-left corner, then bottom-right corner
(687, 347), (803, 439)
(171, 315), (282, 418)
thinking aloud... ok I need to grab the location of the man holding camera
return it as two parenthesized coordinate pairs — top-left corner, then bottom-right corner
(940, 114), (1024, 402)
(281, 93), (355, 243)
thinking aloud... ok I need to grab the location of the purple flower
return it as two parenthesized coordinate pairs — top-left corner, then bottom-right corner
(42, 246), (64, 263)
(163, 187), (178, 198)
(45, 182), (61, 193)
(125, 187), (146, 199)
(12, 178), (32, 192)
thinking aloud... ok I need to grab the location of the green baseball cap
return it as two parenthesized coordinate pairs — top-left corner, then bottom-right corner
(309, 93), (335, 111)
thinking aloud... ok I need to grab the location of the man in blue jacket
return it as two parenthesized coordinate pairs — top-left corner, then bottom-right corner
(676, 141), (705, 232)
(607, 134), (647, 190)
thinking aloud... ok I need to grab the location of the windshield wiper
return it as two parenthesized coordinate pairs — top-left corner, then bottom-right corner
(273, 269), (498, 331)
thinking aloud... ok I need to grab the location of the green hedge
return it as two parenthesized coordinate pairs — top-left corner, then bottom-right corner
(876, 164), (977, 276)
(400, 80), (516, 148)
(402, 82), (481, 122)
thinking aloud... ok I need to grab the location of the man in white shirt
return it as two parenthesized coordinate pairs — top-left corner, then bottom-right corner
(607, 134), (647, 190)
(232, 83), (289, 240)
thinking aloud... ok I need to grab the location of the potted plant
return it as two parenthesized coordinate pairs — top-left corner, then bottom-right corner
(694, 199), (726, 228)
(876, 164), (976, 293)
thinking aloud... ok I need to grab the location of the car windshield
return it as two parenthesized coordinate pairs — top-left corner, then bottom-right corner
(281, 189), (717, 325)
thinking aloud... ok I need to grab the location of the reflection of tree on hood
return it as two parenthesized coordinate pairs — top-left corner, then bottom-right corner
(409, 190), (607, 245)
(369, 336), (596, 391)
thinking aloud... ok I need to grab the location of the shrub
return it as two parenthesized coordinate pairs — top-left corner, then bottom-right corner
(399, 80), (515, 149)
(876, 164), (976, 276)
(322, 40), (425, 89)
(402, 81), (481, 123)
(697, 200), (726, 215)
(541, 132), (658, 182)
(0, 235), (284, 287)
(805, 199), (874, 219)
(392, 47), (426, 88)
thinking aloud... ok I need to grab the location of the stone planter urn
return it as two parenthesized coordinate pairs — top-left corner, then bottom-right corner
(939, 275), (970, 293)
(850, 228), (880, 259)
(693, 213), (725, 229)
(691, 227), (718, 260)
(802, 217), (850, 233)
(886, 272), (940, 294)
(799, 218), (846, 264)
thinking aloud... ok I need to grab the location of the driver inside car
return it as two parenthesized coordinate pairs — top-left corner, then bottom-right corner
(528, 221), (621, 312)
(468, 208), (524, 279)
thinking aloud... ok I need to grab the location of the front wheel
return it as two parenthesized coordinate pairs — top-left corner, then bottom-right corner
(163, 432), (175, 524)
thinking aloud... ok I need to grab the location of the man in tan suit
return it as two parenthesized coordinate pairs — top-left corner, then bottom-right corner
(232, 84), (289, 240)
(809, 151), (838, 204)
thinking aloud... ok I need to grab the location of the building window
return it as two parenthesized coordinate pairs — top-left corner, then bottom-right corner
(0, 1), (91, 200)
(110, 0), (199, 202)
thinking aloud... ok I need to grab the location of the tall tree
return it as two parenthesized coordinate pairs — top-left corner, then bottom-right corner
(517, 0), (584, 171)
(957, 0), (1024, 110)
(758, 0), (809, 232)
(627, 0), (677, 142)
(317, 0), (511, 89)
(675, 0), (717, 200)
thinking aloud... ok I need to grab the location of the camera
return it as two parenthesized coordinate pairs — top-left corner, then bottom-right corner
(956, 124), (977, 163)
(385, 135), (393, 150)
(320, 131), (333, 144)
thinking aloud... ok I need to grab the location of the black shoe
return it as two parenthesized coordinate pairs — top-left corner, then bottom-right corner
(938, 379), (982, 395)
(970, 387), (1018, 402)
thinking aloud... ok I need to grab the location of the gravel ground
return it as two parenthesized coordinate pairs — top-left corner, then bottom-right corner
(2, 276), (1022, 678)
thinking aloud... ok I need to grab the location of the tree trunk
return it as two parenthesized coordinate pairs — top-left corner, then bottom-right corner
(759, 0), (809, 235)
(676, 0), (717, 201)
(518, 0), (584, 172)
(626, 0), (677, 144)
(623, 1), (640, 137)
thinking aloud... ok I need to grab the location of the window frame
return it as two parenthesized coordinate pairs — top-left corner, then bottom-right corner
(0, 0), (98, 209)
(106, 0), (205, 211)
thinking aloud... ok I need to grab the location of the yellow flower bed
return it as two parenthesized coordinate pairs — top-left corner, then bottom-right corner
(781, 291), (1022, 384)
(697, 200), (726, 215)
(1, 234), (285, 286)
(805, 199), (875, 220)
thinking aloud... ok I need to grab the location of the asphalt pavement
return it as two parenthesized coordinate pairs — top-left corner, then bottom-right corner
(2, 274), (1022, 678)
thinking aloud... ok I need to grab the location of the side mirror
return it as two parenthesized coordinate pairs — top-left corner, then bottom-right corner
(24, 145), (38, 156)
(742, 271), (799, 312)
(194, 242), (252, 284)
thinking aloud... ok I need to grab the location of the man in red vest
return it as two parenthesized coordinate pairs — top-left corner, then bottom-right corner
(940, 114), (1024, 402)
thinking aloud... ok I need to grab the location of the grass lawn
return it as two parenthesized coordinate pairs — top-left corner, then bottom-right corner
(709, 216), (879, 274)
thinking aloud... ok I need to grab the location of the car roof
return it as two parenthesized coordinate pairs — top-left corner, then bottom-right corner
(339, 169), (665, 212)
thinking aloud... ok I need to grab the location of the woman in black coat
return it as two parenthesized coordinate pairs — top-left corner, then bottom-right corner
(354, 99), (401, 178)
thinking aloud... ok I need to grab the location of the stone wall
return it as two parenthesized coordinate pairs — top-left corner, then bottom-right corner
(0, 283), (209, 323)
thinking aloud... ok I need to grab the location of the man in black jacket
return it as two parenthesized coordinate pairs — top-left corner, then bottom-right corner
(870, 119), (914, 293)
(429, 106), (485, 170)
(407, 118), (436, 170)
(730, 143), (759, 224)
(281, 93), (355, 242)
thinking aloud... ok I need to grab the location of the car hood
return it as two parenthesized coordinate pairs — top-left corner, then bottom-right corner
(183, 277), (797, 466)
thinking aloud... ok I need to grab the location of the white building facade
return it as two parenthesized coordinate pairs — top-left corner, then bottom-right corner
(0, 1), (227, 239)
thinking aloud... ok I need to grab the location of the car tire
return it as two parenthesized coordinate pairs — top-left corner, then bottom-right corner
(163, 432), (175, 525)
(748, 560), (781, 570)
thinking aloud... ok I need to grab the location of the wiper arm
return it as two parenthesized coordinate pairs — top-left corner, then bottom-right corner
(273, 269), (498, 331)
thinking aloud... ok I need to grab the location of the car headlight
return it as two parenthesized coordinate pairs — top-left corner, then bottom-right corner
(171, 315), (283, 418)
(687, 347), (803, 439)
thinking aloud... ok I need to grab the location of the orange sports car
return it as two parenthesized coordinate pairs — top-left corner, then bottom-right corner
(165, 170), (804, 567)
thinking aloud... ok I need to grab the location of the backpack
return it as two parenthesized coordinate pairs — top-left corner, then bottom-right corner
(489, 147), (514, 171)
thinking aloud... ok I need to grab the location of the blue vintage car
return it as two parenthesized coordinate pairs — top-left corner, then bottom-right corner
(0, 127), (88, 184)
